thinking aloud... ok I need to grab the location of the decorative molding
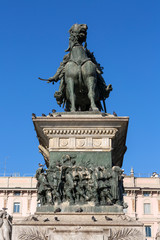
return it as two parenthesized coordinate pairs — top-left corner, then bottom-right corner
(117, 214), (134, 222)
(93, 138), (102, 147)
(18, 227), (47, 240)
(59, 139), (69, 147)
(43, 128), (118, 136)
(76, 138), (86, 147)
(49, 137), (112, 151)
(109, 228), (142, 240)
(44, 128), (117, 151)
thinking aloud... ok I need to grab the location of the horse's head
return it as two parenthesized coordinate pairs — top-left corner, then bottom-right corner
(69, 24), (88, 45)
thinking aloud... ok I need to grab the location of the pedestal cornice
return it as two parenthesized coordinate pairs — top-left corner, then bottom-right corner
(32, 113), (129, 167)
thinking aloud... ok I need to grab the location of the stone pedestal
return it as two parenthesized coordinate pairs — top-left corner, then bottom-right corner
(12, 112), (143, 239)
(12, 213), (144, 240)
(33, 112), (129, 169)
(32, 112), (129, 213)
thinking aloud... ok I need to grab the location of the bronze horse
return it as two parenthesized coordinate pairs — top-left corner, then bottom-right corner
(39, 24), (112, 112)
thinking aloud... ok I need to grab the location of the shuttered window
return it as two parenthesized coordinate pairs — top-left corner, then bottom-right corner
(145, 226), (151, 237)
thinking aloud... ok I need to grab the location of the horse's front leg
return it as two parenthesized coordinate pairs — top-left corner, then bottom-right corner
(65, 62), (78, 112)
(66, 78), (76, 112)
(82, 62), (98, 111)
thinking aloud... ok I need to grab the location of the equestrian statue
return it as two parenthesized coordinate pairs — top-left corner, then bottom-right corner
(39, 24), (112, 112)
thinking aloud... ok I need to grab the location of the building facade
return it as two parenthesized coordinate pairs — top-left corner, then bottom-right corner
(124, 172), (160, 240)
(0, 174), (160, 239)
(0, 177), (37, 220)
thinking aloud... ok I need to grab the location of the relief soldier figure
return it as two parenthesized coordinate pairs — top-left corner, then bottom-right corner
(97, 167), (112, 205)
(35, 164), (50, 205)
(74, 167), (86, 204)
(36, 159), (125, 207)
(110, 166), (124, 205)
(64, 167), (75, 204)
(47, 166), (62, 204)
(85, 168), (98, 203)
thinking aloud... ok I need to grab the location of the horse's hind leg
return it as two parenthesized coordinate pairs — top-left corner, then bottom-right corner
(86, 76), (98, 111)
(66, 78), (76, 112)
(82, 62), (98, 111)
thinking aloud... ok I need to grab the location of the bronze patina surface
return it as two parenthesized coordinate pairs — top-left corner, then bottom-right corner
(39, 24), (112, 112)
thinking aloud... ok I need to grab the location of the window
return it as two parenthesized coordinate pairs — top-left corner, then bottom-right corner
(144, 203), (151, 214)
(143, 191), (150, 197)
(13, 202), (20, 213)
(145, 226), (151, 237)
(14, 191), (20, 196)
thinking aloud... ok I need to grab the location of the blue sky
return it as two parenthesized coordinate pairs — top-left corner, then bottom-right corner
(0, 0), (160, 176)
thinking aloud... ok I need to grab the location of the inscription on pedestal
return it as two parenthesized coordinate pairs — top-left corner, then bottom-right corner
(48, 228), (110, 240)
(49, 233), (104, 240)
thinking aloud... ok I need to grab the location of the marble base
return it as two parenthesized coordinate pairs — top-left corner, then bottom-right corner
(12, 213), (144, 240)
